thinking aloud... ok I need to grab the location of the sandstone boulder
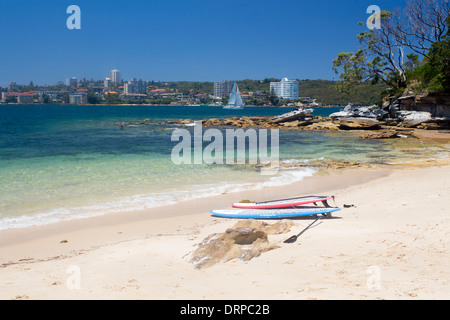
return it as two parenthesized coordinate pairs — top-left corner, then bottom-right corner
(338, 118), (381, 130)
(360, 131), (400, 139)
(189, 219), (294, 269)
(398, 111), (433, 128)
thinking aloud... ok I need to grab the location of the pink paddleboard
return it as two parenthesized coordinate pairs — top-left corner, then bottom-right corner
(232, 196), (335, 209)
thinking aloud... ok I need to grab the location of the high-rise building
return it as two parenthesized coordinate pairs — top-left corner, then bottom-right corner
(270, 78), (299, 100)
(110, 69), (122, 83)
(66, 77), (77, 87)
(124, 78), (146, 95)
(214, 80), (234, 98)
(104, 77), (112, 88)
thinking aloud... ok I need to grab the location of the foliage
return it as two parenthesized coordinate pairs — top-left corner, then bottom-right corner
(299, 80), (386, 105)
(332, 0), (449, 101)
(87, 92), (101, 104)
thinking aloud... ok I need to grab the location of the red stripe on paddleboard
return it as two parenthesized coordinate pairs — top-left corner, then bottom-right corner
(232, 196), (334, 209)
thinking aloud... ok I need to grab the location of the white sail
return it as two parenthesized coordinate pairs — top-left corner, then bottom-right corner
(227, 82), (237, 105)
(224, 82), (244, 109)
(234, 84), (243, 106)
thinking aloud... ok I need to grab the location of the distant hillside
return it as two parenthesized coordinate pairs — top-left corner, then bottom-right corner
(298, 80), (387, 106)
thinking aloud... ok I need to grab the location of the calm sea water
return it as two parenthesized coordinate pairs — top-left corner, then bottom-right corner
(0, 105), (446, 230)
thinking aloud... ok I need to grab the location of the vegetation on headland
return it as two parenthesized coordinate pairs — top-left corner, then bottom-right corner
(332, 0), (449, 103)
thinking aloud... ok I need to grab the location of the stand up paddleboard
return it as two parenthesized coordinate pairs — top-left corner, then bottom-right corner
(210, 207), (340, 220)
(232, 196), (335, 209)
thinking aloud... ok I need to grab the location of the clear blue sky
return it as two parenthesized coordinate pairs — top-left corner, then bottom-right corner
(0, 0), (406, 86)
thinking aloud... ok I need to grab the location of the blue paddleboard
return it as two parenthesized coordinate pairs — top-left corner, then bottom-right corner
(210, 207), (340, 219)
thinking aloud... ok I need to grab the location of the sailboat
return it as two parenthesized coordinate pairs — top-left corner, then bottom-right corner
(223, 82), (244, 110)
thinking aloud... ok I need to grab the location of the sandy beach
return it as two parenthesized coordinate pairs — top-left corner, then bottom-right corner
(0, 162), (449, 300)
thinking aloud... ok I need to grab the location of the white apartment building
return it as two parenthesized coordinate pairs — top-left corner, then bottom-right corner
(214, 80), (234, 98)
(270, 78), (299, 100)
(110, 69), (122, 83)
(124, 78), (146, 95)
(104, 77), (112, 88)
(66, 77), (77, 87)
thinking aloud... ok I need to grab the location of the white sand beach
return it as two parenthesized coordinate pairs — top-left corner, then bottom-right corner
(0, 164), (449, 300)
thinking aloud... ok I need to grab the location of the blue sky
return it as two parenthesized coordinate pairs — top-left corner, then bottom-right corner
(0, 0), (407, 86)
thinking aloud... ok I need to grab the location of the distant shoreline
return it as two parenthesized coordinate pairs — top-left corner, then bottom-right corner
(0, 103), (340, 108)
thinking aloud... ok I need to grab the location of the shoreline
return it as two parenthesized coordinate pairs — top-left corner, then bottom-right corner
(0, 166), (387, 264)
(1, 163), (450, 299)
(0, 103), (307, 108)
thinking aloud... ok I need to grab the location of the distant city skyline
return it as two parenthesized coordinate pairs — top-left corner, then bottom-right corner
(0, 0), (407, 87)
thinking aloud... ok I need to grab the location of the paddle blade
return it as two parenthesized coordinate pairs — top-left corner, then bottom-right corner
(284, 235), (298, 244)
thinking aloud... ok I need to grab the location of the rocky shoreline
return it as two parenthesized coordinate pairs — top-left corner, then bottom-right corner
(163, 92), (450, 137)
(165, 111), (449, 140)
(159, 100), (450, 172)
(121, 94), (450, 171)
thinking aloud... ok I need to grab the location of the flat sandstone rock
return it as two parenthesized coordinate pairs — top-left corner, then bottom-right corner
(189, 219), (294, 268)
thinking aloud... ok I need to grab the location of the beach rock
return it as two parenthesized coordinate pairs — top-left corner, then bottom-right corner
(398, 111), (432, 128)
(384, 118), (400, 126)
(271, 108), (314, 124)
(323, 161), (361, 170)
(395, 94), (450, 118)
(360, 131), (400, 139)
(203, 118), (223, 127)
(280, 120), (312, 128)
(189, 220), (293, 269)
(232, 219), (295, 235)
(420, 120), (450, 130)
(303, 122), (340, 131)
(329, 111), (352, 119)
(240, 238), (279, 261)
(419, 122), (441, 130)
(189, 233), (239, 269)
(225, 227), (267, 245)
(338, 118), (381, 130)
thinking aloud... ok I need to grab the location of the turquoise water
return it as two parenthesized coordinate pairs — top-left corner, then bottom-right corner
(0, 105), (445, 230)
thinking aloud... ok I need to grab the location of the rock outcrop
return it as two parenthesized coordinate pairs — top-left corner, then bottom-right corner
(398, 94), (450, 118)
(337, 118), (381, 130)
(160, 93), (449, 133)
(397, 111), (433, 128)
(189, 220), (294, 269)
(359, 131), (400, 139)
(390, 93), (450, 129)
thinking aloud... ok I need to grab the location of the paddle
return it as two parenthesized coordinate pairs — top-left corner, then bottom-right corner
(284, 216), (322, 244)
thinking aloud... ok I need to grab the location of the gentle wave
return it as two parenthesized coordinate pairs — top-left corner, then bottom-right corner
(0, 167), (316, 230)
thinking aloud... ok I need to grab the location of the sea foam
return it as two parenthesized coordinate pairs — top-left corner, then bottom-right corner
(0, 167), (316, 230)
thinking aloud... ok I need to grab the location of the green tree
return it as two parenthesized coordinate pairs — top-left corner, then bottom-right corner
(6, 95), (17, 103)
(425, 16), (450, 91)
(333, 0), (449, 99)
(87, 91), (100, 104)
(42, 94), (52, 104)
